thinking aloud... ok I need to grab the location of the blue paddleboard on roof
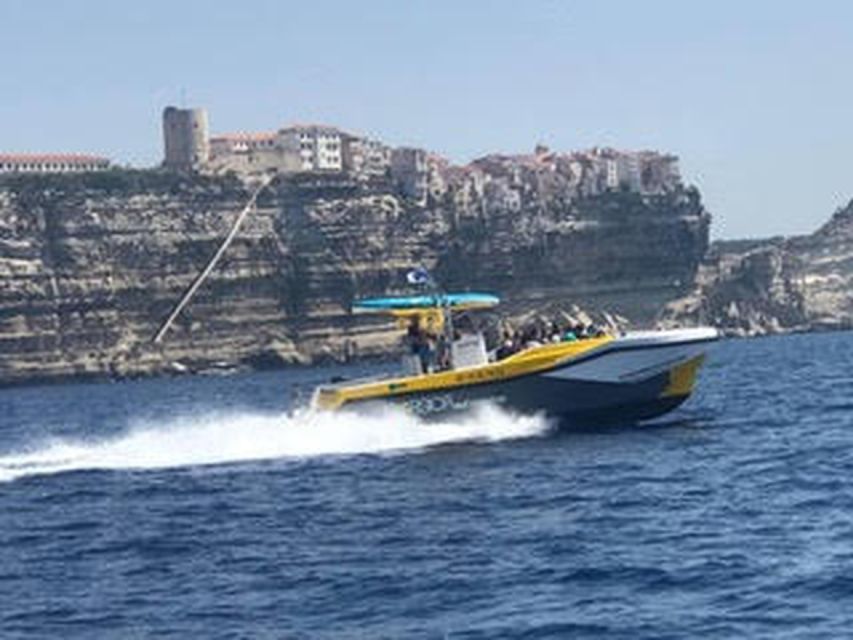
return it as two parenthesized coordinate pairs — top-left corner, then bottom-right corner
(353, 292), (500, 311)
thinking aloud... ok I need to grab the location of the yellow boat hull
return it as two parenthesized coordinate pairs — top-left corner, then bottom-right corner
(312, 328), (718, 425)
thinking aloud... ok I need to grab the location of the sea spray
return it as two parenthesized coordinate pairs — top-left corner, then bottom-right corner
(0, 404), (551, 483)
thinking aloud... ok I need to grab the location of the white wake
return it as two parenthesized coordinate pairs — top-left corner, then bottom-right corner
(0, 404), (551, 483)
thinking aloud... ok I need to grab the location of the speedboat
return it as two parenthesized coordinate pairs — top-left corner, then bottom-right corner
(311, 292), (718, 425)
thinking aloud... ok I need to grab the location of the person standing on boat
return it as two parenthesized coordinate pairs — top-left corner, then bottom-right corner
(406, 317), (432, 374)
(435, 332), (450, 371)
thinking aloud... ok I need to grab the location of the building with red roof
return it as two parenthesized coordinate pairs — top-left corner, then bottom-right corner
(0, 154), (111, 174)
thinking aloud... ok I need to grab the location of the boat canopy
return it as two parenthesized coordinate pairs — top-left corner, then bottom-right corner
(353, 292), (500, 313)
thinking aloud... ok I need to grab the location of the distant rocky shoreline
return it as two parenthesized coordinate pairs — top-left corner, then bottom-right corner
(658, 199), (853, 337)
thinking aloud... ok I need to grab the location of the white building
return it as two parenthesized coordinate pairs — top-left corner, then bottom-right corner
(0, 154), (110, 174)
(342, 135), (391, 178)
(206, 124), (397, 177)
(278, 125), (343, 171)
(604, 153), (641, 191)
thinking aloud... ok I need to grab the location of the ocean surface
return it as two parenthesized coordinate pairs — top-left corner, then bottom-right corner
(1, 332), (852, 639)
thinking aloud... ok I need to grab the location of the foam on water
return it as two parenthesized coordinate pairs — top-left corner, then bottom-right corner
(0, 403), (551, 483)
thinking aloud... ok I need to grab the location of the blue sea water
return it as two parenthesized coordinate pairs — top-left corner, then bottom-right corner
(1, 332), (852, 639)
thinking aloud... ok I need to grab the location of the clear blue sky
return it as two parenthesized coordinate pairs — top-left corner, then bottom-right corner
(2, 0), (851, 239)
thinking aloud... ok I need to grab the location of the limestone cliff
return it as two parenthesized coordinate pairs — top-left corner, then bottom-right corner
(791, 203), (853, 328)
(0, 167), (709, 384)
(659, 200), (853, 335)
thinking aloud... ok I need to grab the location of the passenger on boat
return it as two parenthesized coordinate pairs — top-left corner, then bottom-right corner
(548, 322), (562, 343)
(562, 327), (578, 342)
(496, 338), (516, 360)
(521, 325), (543, 349)
(435, 332), (451, 371)
(406, 317), (433, 374)
(493, 326), (519, 360)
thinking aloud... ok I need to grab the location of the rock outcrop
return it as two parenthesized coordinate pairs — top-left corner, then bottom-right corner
(659, 200), (853, 335)
(0, 166), (709, 385)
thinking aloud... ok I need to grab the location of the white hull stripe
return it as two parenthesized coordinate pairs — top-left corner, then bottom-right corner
(543, 331), (716, 384)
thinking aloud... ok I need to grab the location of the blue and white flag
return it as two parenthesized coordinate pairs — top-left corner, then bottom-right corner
(406, 266), (431, 286)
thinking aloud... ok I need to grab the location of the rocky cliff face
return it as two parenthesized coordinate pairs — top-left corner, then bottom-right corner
(0, 168), (709, 384)
(659, 201), (853, 335)
(791, 204), (853, 328)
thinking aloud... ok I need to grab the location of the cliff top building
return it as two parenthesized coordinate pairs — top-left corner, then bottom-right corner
(0, 153), (110, 174)
(209, 131), (277, 157)
(205, 119), (393, 178)
(207, 129), (300, 176)
(278, 124), (344, 172)
(162, 106), (210, 170)
(390, 147), (429, 204)
(163, 105), (681, 204)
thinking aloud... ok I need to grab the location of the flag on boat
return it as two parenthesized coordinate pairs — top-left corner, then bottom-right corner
(406, 266), (431, 286)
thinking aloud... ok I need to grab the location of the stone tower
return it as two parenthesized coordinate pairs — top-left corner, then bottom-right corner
(162, 106), (210, 170)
